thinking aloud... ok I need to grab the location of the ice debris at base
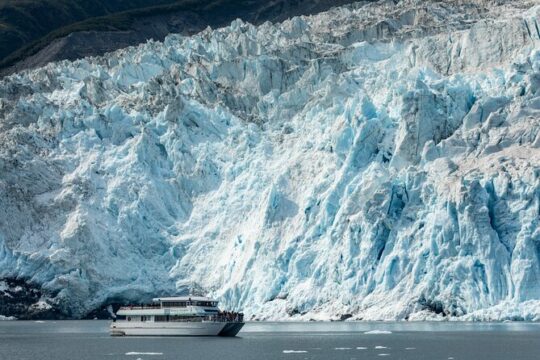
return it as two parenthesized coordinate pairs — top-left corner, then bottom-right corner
(365, 330), (392, 334)
(0, 0), (539, 321)
(29, 301), (53, 311)
(0, 315), (16, 320)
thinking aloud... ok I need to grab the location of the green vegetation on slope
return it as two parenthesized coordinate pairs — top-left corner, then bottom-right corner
(0, 0), (357, 73)
(0, 0), (279, 71)
(0, 0), (183, 61)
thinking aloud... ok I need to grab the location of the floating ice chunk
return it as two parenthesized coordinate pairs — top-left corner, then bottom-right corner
(356, 347), (368, 350)
(125, 352), (163, 356)
(283, 350), (308, 353)
(335, 347), (352, 350)
(375, 346), (388, 349)
(365, 330), (392, 334)
(405, 347), (416, 350)
(378, 354), (390, 357)
(34, 321), (45, 323)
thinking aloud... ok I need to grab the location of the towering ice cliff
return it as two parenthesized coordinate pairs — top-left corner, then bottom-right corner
(0, 0), (539, 320)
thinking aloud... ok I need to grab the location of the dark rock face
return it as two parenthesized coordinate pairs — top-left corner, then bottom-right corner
(0, 278), (65, 319)
(0, 278), (125, 319)
(83, 303), (124, 320)
(0, 0), (361, 77)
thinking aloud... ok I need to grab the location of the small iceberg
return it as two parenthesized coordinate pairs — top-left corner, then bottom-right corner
(356, 347), (368, 350)
(125, 352), (163, 356)
(375, 346), (388, 349)
(365, 330), (392, 334)
(334, 347), (351, 350)
(283, 350), (308, 354)
(378, 354), (390, 357)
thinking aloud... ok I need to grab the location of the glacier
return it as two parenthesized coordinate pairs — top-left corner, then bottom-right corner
(0, 0), (539, 320)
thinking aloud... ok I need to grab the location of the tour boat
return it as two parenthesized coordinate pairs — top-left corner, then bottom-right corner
(110, 296), (244, 336)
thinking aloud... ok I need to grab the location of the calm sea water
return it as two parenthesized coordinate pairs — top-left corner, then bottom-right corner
(0, 320), (539, 360)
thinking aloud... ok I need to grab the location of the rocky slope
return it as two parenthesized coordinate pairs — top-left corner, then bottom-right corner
(0, 0), (539, 320)
(0, 0), (360, 77)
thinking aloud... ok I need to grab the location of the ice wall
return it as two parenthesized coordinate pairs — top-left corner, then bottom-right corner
(0, 0), (539, 320)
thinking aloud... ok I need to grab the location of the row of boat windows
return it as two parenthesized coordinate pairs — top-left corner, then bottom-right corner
(161, 301), (217, 307)
(154, 316), (205, 322)
(118, 316), (205, 322)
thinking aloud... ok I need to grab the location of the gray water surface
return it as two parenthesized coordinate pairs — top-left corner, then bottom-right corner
(0, 320), (539, 360)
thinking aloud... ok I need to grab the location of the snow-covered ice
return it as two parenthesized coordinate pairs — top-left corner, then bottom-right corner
(0, 0), (539, 320)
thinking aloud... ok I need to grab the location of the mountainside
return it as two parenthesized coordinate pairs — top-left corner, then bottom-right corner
(0, 0), (539, 320)
(0, 0), (180, 60)
(0, 0), (360, 77)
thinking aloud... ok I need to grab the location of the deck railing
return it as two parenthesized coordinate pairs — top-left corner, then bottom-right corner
(119, 305), (161, 310)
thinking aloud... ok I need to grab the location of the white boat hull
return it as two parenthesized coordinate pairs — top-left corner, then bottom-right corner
(110, 321), (243, 336)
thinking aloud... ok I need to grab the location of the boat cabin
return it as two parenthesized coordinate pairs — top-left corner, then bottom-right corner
(155, 296), (218, 308)
(114, 296), (242, 323)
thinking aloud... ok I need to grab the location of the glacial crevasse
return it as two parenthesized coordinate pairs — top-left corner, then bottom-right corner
(0, 0), (539, 320)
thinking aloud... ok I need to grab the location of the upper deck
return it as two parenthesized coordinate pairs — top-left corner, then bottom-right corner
(117, 296), (219, 317)
(153, 296), (218, 307)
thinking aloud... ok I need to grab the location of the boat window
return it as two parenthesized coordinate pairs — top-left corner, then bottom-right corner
(168, 315), (203, 322)
(193, 301), (214, 307)
(161, 301), (188, 307)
